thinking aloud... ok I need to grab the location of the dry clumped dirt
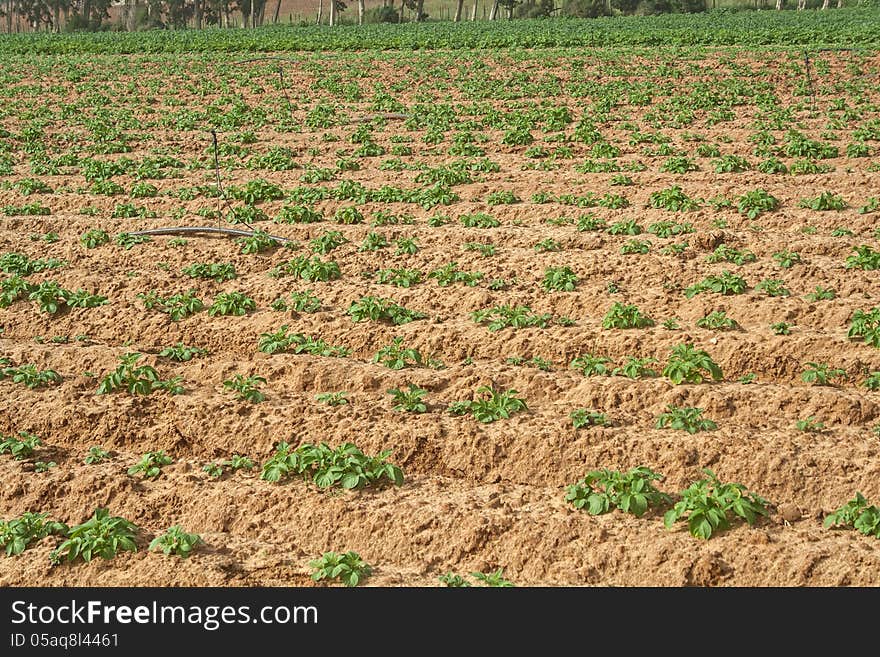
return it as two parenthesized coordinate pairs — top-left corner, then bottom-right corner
(1, 49), (879, 586)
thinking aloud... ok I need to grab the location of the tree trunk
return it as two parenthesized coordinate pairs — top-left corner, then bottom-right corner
(194, 0), (202, 28)
(489, 0), (498, 19)
(317, 0), (322, 23)
(357, 0), (364, 23)
(837, 0), (842, 6)
(399, 0), (405, 22)
(273, 0), (281, 22)
(454, 0), (464, 20)
(53, 2), (60, 31)
(416, 0), (423, 19)
(821, 0), (829, 8)
(775, 0), (782, 9)
(329, 0), (335, 25)
(470, 0), (477, 19)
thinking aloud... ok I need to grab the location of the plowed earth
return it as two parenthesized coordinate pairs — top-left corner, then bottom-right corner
(1, 48), (879, 586)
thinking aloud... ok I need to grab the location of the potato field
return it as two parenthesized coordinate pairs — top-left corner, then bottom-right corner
(1, 14), (880, 586)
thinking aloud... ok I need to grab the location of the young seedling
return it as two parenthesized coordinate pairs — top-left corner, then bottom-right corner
(796, 416), (826, 433)
(388, 384), (428, 413)
(158, 343), (208, 362)
(848, 307), (880, 347)
(566, 467), (671, 517)
(541, 266), (578, 292)
(662, 344), (723, 384)
(0, 511), (66, 556)
(438, 572), (471, 587)
(84, 446), (110, 465)
(149, 526), (203, 558)
(50, 508), (138, 564)
(471, 568), (514, 587)
(310, 551), (372, 587)
(260, 441), (402, 489)
(664, 469), (770, 539)
(450, 385), (528, 423)
(655, 406), (718, 434)
(801, 362), (847, 386)
(373, 337), (423, 370)
(602, 302), (654, 329)
(570, 354), (612, 377)
(127, 451), (173, 479)
(316, 392), (349, 406)
(223, 374), (266, 403)
(570, 409), (609, 429)
(824, 493), (880, 539)
(0, 431), (42, 460)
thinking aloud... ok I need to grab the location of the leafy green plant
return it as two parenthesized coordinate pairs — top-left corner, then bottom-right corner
(824, 493), (880, 539)
(316, 392), (349, 406)
(570, 353), (612, 377)
(115, 232), (151, 250)
(771, 322), (792, 336)
(127, 451), (173, 479)
(801, 362), (847, 386)
(541, 266), (578, 292)
(209, 291), (256, 316)
(138, 290), (203, 321)
(373, 337), (423, 370)
(237, 230), (279, 254)
(1, 364), (62, 389)
(602, 302), (654, 329)
(664, 469), (770, 539)
(96, 353), (182, 395)
(755, 279), (791, 297)
(0, 431), (42, 460)
(799, 191), (847, 211)
(80, 229), (110, 248)
(772, 250), (802, 268)
(149, 526), (202, 558)
(685, 271), (747, 298)
(656, 405), (718, 434)
(845, 246), (880, 271)
(450, 385), (527, 423)
(806, 286), (836, 302)
(471, 305), (551, 331)
(438, 572), (471, 587)
(375, 268), (423, 288)
(471, 569), (514, 587)
(696, 311), (739, 331)
(223, 374), (266, 403)
(569, 409), (609, 429)
(796, 416), (825, 433)
(158, 343), (207, 362)
(388, 384), (428, 413)
(566, 467), (671, 517)
(649, 185), (699, 212)
(0, 512), (67, 556)
(612, 357), (658, 379)
(662, 344), (723, 384)
(348, 296), (425, 325)
(736, 189), (779, 219)
(310, 551), (372, 587)
(260, 441), (403, 490)
(705, 244), (756, 265)
(864, 372), (880, 391)
(50, 508), (138, 564)
(848, 307), (880, 348)
(181, 262), (236, 281)
(84, 446), (110, 465)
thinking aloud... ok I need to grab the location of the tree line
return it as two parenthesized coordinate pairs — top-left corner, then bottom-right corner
(0, 0), (859, 32)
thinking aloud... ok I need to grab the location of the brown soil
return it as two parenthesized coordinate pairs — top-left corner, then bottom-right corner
(1, 48), (879, 587)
